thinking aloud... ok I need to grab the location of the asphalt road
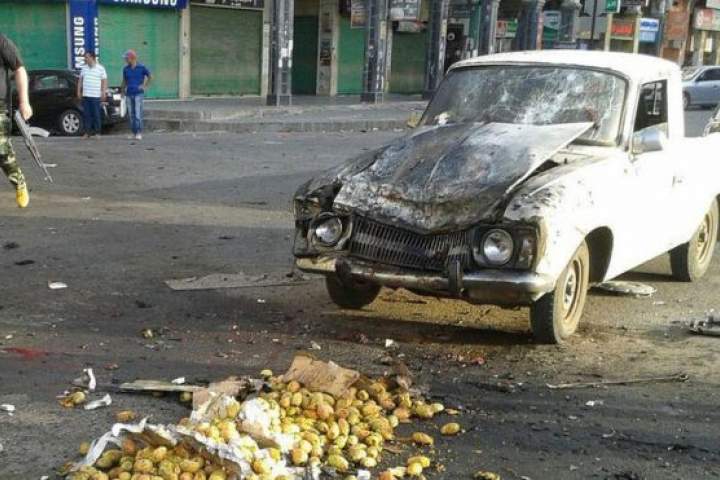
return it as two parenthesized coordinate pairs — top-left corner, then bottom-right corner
(1, 110), (719, 479)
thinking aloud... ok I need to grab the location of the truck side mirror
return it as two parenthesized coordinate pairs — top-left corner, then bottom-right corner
(632, 127), (668, 155)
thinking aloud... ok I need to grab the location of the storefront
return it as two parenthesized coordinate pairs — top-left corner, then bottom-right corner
(691, 7), (720, 65)
(98, 1), (183, 98)
(189, 0), (264, 96)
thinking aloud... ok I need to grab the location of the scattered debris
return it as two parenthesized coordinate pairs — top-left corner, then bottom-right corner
(593, 281), (656, 297)
(48, 281), (68, 290)
(64, 355), (454, 480)
(165, 271), (309, 291)
(0, 404), (15, 415)
(689, 315), (720, 337)
(309, 340), (322, 350)
(140, 328), (155, 339)
(3, 335), (12, 340)
(119, 379), (206, 394)
(14, 259), (34, 266)
(171, 376), (186, 385)
(115, 410), (136, 422)
(384, 339), (396, 349)
(104, 363), (119, 371)
(474, 470), (501, 479)
(2, 241), (19, 250)
(84, 394), (112, 410)
(585, 400), (604, 407)
(59, 391), (87, 408)
(191, 376), (256, 409)
(547, 373), (688, 390)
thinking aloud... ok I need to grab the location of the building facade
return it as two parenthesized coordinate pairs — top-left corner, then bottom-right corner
(1, 0), (718, 101)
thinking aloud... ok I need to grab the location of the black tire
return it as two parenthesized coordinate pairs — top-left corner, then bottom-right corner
(670, 199), (718, 282)
(530, 241), (590, 344)
(58, 109), (83, 136)
(325, 275), (381, 309)
(683, 93), (690, 110)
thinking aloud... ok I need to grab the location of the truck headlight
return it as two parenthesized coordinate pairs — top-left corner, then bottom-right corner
(312, 214), (343, 246)
(476, 229), (514, 266)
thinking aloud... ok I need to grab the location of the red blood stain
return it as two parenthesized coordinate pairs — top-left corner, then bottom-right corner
(3, 347), (48, 360)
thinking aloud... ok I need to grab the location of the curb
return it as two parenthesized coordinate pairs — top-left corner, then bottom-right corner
(144, 118), (410, 133)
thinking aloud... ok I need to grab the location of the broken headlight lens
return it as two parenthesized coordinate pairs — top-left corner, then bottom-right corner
(312, 215), (344, 247)
(479, 229), (514, 266)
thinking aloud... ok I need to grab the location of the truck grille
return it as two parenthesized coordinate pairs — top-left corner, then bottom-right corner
(349, 216), (472, 272)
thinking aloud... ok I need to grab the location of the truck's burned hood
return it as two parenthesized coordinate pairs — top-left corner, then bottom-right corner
(308, 121), (592, 232)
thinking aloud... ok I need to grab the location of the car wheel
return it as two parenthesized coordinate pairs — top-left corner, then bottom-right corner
(530, 241), (590, 344)
(683, 93), (690, 110)
(325, 274), (381, 309)
(58, 109), (83, 136)
(670, 199), (718, 282)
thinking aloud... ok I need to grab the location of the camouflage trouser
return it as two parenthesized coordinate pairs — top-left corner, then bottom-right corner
(0, 112), (25, 188)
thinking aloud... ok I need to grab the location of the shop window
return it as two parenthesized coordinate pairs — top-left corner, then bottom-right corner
(634, 80), (667, 133)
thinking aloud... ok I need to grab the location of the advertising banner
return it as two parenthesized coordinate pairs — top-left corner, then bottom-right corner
(639, 17), (659, 42)
(390, 0), (421, 21)
(68, 0), (99, 70)
(611, 18), (635, 38)
(694, 8), (720, 31)
(351, 0), (367, 28)
(99, 0), (189, 8)
(189, 0), (262, 10)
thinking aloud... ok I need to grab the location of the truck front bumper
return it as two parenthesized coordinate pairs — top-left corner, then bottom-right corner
(296, 256), (554, 306)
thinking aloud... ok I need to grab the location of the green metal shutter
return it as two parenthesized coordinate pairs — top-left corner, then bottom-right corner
(337, 17), (364, 95)
(0, 2), (67, 70)
(99, 6), (180, 99)
(389, 30), (426, 94)
(292, 16), (318, 95)
(190, 6), (262, 96)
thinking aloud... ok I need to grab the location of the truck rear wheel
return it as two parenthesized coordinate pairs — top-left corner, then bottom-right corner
(530, 241), (590, 344)
(670, 199), (718, 282)
(325, 275), (381, 309)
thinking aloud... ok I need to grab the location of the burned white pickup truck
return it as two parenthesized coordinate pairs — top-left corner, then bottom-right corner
(293, 51), (720, 343)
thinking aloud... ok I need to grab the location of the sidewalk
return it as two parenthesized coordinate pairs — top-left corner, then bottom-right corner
(143, 95), (428, 134)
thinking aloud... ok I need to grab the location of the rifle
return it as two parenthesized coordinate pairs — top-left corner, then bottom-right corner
(13, 110), (53, 183)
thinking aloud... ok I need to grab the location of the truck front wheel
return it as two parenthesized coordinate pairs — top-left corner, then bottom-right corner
(530, 241), (590, 344)
(325, 275), (381, 309)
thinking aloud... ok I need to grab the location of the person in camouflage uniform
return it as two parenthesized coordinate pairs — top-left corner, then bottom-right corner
(0, 33), (32, 208)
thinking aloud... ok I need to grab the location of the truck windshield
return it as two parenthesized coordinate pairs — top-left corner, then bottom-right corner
(422, 66), (628, 145)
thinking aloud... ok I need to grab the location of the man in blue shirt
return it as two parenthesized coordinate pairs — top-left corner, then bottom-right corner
(120, 50), (151, 140)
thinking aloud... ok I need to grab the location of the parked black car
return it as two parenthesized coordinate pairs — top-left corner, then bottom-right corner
(12, 69), (124, 135)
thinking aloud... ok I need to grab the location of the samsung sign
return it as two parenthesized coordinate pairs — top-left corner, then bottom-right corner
(98, 0), (188, 8)
(68, 0), (99, 70)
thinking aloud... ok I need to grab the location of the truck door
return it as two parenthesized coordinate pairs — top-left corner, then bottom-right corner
(628, 81), (679, 258)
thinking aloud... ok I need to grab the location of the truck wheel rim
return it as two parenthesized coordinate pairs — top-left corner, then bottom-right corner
(562, 258), (582, 323)
(696, 212), (713, 264)
(64, 114), (80, 133)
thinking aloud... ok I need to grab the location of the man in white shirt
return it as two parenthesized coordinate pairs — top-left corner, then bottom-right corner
(76, 52), (107, 138)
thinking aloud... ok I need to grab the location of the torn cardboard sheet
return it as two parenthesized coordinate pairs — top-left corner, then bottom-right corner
(165, 272), (308, 291)
(282, 355), (361, 398)
(192, 376), (259, 410)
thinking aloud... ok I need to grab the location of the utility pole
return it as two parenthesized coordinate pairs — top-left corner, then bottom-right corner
(361, 0), (390, 103)
(478, 0), (501, 54)
(514, 0), (546, 50)
(589, 0), (599, 49)
(422, 0), (450, 99)
(267, 0), (294, 105)
(559, 0), (581, 43)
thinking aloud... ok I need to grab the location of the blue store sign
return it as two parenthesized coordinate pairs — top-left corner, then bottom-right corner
(639, 17), (660, 43)
(98, 0), (188, 8)
(68, 0), (99, 69)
